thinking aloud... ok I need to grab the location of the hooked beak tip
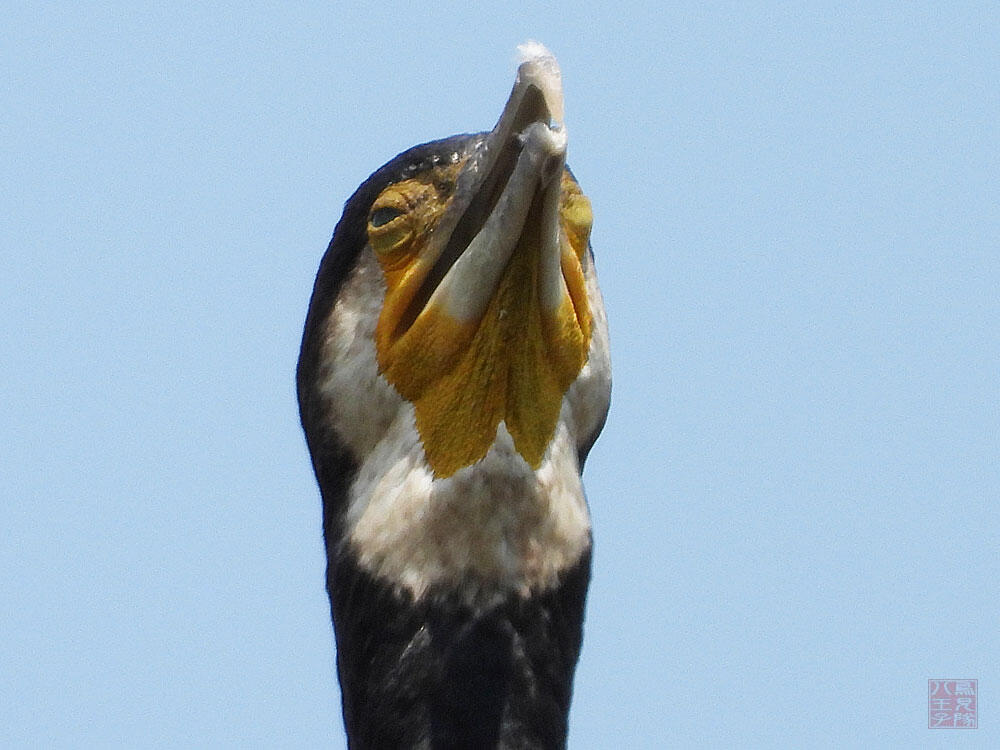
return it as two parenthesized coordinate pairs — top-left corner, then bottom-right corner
(514, 41), (565, 126)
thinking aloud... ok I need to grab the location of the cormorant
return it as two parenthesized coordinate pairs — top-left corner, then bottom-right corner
(297, 43), (611, 749)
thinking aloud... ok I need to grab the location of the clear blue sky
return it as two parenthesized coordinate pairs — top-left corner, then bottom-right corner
(3, 3), (997, 748)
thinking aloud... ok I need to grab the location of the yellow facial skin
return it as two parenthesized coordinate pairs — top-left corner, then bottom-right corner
(368, 164), (593, 478)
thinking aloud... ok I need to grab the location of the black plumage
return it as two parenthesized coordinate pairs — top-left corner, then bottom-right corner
(298, 137), (596, 748)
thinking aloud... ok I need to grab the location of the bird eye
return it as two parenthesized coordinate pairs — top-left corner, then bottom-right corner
(370, 206), (405, 228)
(368, 200), (414, 260)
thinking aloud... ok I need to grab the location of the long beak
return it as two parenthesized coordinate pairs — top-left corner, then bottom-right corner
(418, 42), (569, 323)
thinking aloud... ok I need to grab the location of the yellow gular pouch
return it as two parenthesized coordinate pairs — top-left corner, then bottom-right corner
(369, 167), (594, 478)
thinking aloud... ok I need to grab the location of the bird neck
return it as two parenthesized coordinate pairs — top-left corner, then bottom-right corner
(327, 550), (590, 750)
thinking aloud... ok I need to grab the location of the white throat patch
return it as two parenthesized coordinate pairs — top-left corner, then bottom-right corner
(317, 247), (610, 602)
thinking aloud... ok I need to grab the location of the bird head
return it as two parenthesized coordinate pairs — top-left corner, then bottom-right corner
(368, 45), (597, 478)
(299, 42), (610, 599)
